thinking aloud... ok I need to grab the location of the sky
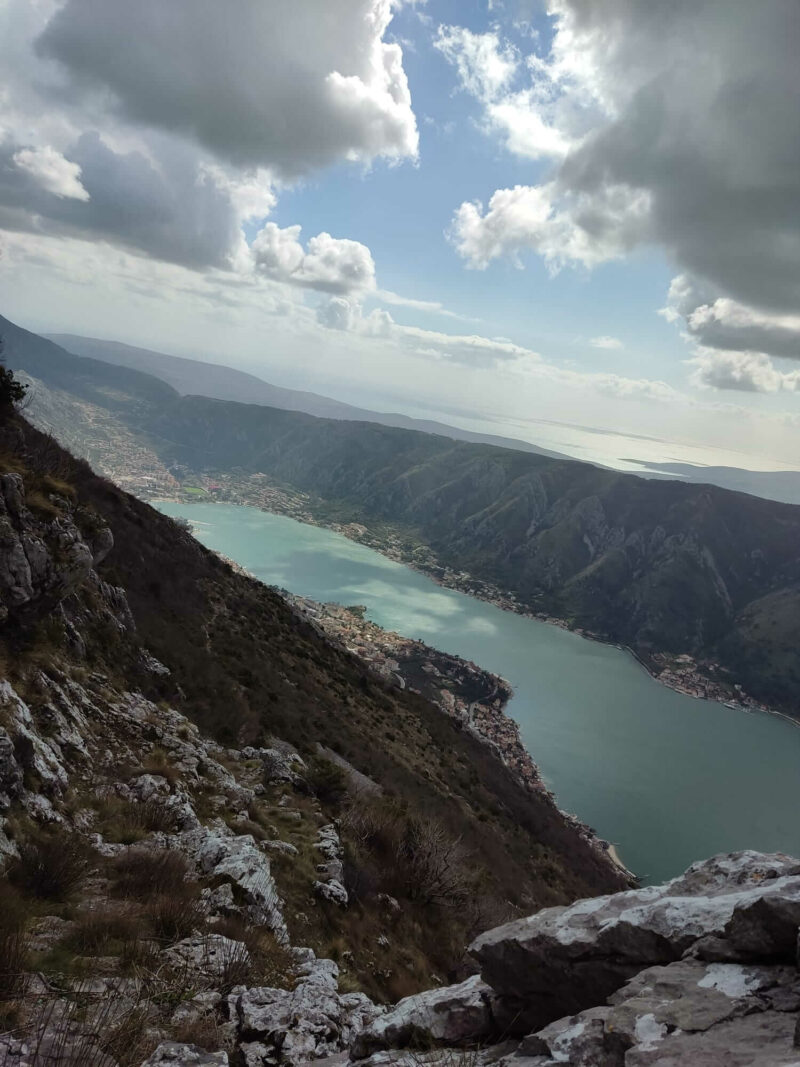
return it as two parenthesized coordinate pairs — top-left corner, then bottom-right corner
(0, 0), (798, 472)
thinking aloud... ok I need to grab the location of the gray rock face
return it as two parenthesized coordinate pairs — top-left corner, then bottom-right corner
(352, 975), (494, 1058)
(347, 852), (800, 1067)
(470, 851), (800, 1032)
(141, 1043), (228, 1065)
(231, 951), (382, 1066)
(162, 935), (249, 981)
(0, 472), (101, 623)
(511, 957), (800, 1065)
(180, 822), (287, 941)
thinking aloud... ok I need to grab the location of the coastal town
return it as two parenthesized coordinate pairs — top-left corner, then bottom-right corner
(279, 594), (544, 796)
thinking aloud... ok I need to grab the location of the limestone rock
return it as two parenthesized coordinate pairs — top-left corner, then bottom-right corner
(352, 975), (494, 1058)
(180, 822), (287, 941)
(163, 935), (249, 981)
(141, 1043), (228, 1065)
(231, 951), (381, 1066)
(314, 878), (349, 906)
(470, 851), (800, 1032)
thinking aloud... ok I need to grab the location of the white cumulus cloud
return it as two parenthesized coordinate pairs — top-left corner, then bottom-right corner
(12, 145), (89, 201)
(36, 0), (418, 178)
(252, 224), (376, 295)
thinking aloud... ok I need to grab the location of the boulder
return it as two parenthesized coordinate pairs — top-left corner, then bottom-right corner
(314, 878), (349, 906)
(141, 1043), (228, 1065)
(162, 935), (249, 981)
(512, 957), (800, 1065)
(470, 851), (800, 1032)
(352, 975), (494, 1058)
(180, 822), (287, 941)
(231, 952), (381, 1066)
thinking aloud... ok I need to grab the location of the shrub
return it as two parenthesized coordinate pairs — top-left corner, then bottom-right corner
(131, 748), (181, 787)
(306, 755), (350, 809)
(146, 893), (207, 944)
(8, 833), (90, 900)
(397, 815), (473, 909)
(0, 360), (27, 410)
(112, 848), (192, 900)
(0, 881), (29, 1005)
(97, 797), (180, 843)
(67, 908), (141, 955)
(214, 917), (295, 990)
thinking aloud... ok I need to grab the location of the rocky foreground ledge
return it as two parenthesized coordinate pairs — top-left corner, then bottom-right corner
(22, 850), (795, 1066)
(338, 850), (800, 1067)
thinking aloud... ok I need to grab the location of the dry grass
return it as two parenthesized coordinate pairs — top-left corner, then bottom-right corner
(111, 849), (193, 900)
(66, 908), (141, 956)
(213, 917), (295, 990)
(0, 882), (29, 1015)
(146, 894), (207, 945)
(94, 796), (180, 844)
(8, 833), (91, 901)
(131, 747), (181, 787)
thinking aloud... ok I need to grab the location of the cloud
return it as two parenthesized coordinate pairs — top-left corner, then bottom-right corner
(434, 26), (518, 101)
(252, 224), (376, 295)
(0, 132), (248, 270)
(434, 25), (572, 160)
(590, 335), (623, 350)
(316, 296), (360, 331)
(689, 350), (800, 393)
(664, 284), (800, 363)
(445, 0), (800, 328)
(12, 146), (89, 201)
(36, 0), (418, 178)
(450, 182), (650, 270)
(375, 289), (468, 321)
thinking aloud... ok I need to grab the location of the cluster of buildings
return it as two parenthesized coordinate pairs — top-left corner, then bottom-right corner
(283, 593), (547, 796)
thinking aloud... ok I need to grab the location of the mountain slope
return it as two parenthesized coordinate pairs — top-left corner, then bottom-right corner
(6, 313), (800, 712)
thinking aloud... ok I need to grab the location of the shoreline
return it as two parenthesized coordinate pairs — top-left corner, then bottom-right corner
(152, 485), (787, 728)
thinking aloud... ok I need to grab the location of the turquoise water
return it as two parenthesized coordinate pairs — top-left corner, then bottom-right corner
(158, 501), (800, 884)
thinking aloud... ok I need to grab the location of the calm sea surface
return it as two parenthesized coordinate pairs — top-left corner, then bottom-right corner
(158, 501), (800, 884)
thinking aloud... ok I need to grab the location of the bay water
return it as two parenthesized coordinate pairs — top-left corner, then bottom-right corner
(157, 501), (800, 884)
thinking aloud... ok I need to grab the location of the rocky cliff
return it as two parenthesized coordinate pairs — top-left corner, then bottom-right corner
(0, 408), (631, 1064)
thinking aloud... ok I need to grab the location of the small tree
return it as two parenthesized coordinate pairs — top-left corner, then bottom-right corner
(0, 337), (27, 410)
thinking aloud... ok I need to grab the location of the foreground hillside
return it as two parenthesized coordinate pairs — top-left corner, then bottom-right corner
(5, 313), (799, 714)
(0, 406), (626, 1035)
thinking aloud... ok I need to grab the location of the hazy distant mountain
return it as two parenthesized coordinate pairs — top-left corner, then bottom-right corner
(623, 460), (800, 508)
(48, 332), (570, 461)
(48, 333), (800, 508)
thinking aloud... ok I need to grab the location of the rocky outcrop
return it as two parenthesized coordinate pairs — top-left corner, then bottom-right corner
(142, 1045), (229, 1066)
(470, 850), (800, 1032)
(0, 472), (103, 624)
(232, 951), (382, 1066)
(352, 975), (494, 1057)
(348, 851), (800, 1066)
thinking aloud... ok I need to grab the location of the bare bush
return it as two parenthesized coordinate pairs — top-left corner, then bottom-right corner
(0, 882), (29, 1009)
(147, 894), (207, 944)
(8, 834), (90, 901)
(67, 908), (141, 955)
(397, 816), (474, 909)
